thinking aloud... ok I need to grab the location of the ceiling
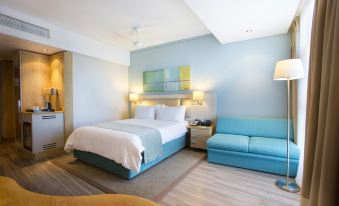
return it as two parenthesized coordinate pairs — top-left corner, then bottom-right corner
(184, 0), (301, 44)
(0, 0), (210, 51)
(0, 0), (301, 52)
(0, 33), (62, 60)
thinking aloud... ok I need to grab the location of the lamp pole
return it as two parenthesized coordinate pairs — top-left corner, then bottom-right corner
(275, 79), (300, 193)
(286, 79), (290, 187)
(274, 59), (304, 193)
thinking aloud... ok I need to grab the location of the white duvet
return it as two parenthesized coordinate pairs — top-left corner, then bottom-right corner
(64, 119), (187, 172)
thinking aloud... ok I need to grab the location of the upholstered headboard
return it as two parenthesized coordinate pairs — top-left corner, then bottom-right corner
(129, 92), (216, 122)
(141, 99), (181, 107)
(140, 93), (191, 118)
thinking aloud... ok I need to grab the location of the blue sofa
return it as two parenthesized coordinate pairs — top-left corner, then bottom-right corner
(207, 117), (299, 177)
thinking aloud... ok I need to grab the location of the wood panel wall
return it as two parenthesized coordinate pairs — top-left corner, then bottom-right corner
(50, 53), (64, 111)
(20, 51), (65, 112)
(0, 61), (16, 139)
(63, 52), (73, 139)
(20, 51), (50, 111)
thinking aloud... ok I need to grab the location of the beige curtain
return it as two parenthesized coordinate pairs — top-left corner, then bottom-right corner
(290, 16), (300, 144)
(301, 0), (339, 205)
(290, 16), (301, 58)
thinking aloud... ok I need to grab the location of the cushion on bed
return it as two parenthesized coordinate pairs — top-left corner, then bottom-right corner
(135, 106), (155, 120)
(156, 106), (186, 122)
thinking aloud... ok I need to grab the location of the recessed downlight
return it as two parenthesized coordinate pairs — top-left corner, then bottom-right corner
(42, 48), (48, 52)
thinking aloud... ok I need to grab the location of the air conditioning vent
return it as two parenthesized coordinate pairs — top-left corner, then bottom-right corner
(42, 143), (56, 151)
(0, 13), (50, 38)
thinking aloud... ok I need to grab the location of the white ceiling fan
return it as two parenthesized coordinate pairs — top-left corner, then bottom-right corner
(132, 26), (143, 48)
(115, 25), (147, 49)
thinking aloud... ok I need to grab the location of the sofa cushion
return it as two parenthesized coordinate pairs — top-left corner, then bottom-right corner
(207, 133), (249, 152)
(216, 117), (294, 140)
(248, 137), (299, 160)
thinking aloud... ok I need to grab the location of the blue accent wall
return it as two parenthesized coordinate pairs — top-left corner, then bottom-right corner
(129, 34), (291, 118)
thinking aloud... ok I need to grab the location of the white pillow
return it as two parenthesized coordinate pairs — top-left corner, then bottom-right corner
(134, 106), (155, 120)
(154, 104), (166, 115)
(156, 106), (186, 122)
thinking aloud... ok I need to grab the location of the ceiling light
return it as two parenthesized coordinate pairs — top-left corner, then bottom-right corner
(42, 48), (48, 52)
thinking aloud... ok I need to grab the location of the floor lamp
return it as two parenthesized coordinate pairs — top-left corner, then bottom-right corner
(273, 59), (304, 193)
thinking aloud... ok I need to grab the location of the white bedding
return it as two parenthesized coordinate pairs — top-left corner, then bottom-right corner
(64, 119), (187, 172)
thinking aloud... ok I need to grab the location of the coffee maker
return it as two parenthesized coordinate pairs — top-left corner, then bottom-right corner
(43, 88), (61, 111)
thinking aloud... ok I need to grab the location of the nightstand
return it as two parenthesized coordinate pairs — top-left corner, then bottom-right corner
(188, 125), (214, 149)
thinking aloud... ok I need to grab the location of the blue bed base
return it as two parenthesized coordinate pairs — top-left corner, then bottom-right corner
(73, 133), (188, 179)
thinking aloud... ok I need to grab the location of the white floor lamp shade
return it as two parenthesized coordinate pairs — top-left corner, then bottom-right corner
(274, 59), (305, 80)
(273, 59), (304, 193)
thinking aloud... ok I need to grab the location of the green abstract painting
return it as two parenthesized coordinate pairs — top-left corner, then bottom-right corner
(143, 70), (164, 92)
(179, 66), (191, 90)
(143, 66), (191, 92)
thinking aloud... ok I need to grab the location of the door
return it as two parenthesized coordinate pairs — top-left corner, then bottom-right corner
(0, 60), (16, 140)
(14, 54), (21, 143)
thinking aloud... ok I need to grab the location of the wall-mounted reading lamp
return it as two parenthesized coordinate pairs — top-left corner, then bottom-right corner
(129, 93), (139, 103)
(192, 91), (204, 105)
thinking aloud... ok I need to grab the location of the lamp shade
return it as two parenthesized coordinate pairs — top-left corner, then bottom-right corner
(193, 91), (204, 101)
(274, 59), (305, 80)
(129, 93), (139, 102)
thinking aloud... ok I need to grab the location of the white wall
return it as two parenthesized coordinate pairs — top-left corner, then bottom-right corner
(296, 0), (315, 186)
(71, 53), (129, 129)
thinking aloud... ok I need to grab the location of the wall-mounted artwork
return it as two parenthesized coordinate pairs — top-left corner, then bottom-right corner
(143, 66), (191, 92)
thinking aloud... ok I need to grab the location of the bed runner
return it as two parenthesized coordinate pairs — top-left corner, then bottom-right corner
(94, 122), (162, 163)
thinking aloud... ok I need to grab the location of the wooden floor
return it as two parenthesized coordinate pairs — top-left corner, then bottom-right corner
(0, 142), (300, 206)
(159, 162), (300, 206)
(0, 143), (103, 195)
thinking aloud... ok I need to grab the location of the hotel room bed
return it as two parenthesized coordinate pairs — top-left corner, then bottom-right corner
(65, 118), (188, 179)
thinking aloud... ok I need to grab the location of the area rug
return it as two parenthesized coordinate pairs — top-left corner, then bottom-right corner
(52, 149), (205, 201)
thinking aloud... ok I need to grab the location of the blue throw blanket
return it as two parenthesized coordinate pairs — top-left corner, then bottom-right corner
(94, 122), (162, 163)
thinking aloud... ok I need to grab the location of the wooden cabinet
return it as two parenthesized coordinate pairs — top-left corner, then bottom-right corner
(188, 126), (214, 149)
(21, 112), (64, 159)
